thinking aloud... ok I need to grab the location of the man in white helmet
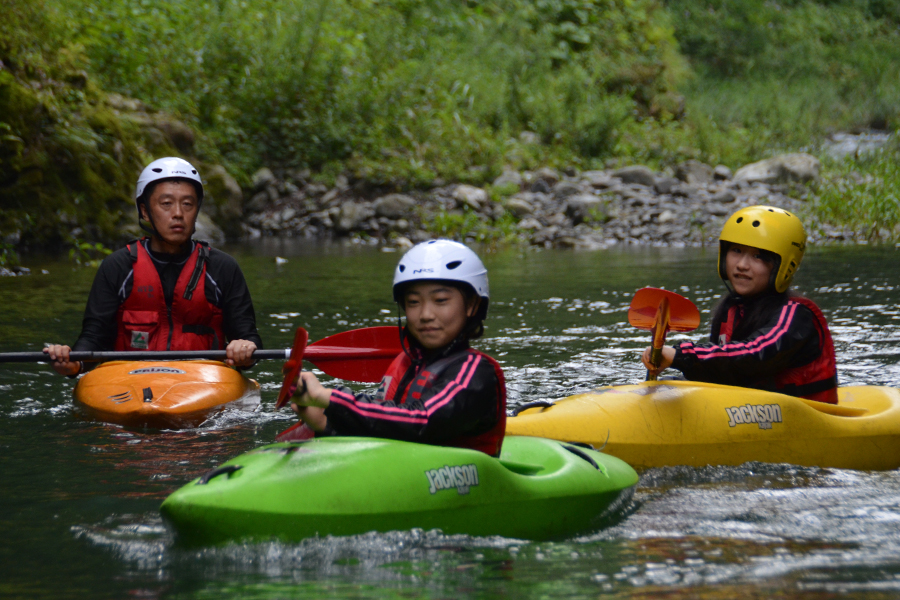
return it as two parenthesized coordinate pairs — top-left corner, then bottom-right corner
(44, 157), (262, 375)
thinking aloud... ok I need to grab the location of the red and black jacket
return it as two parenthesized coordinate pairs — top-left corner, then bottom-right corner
(671, 295), (838, 403)
(321, 345), (507, 456)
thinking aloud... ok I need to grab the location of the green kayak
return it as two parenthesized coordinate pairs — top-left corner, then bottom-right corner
(160, 435), (638, 545)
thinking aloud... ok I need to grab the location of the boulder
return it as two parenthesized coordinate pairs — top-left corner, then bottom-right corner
(734, 153), (821, 185)
(373, 194), (416, 219)
(202, 164), (244, 238)
(252, 168), (276, 191)
(714, 165), (733, 181)
(675, 160), (713, 185)
(505, 196), (535, 218)
(612, 165), (656, 187)
(335, 201), (374, 233)
(534, 167), (560, 187)
(453, 184), (488, 211)
(565, 194), (605, 225)
(653, 176), (681, 195)
(492, 170), (523, 190)
(194, 212), (226, 244)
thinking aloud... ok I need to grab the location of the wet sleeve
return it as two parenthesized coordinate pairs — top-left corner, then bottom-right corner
(207, 250), (263, 348)
(72, 250), (133, 352)
(322, 354), (500, 444)
(671, 302), (820, 385)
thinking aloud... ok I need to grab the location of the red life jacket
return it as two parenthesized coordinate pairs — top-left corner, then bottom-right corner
(720, 297), (838, 404)
(380, 348), (507, 457)
(114, 240), (225, 352)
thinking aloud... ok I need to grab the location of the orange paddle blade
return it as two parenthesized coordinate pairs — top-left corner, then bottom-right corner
(275, 327), (308, 409)
(628, 287), (700, 333)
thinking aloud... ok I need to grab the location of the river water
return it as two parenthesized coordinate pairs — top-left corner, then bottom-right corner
(1, 240), (899, 599)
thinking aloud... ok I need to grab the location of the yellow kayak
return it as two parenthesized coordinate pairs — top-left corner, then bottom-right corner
(74, 360), (260, 429)
(506, 381), (900, 470)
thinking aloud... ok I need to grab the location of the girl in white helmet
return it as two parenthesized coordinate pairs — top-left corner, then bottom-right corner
(642, 206), (838, 404)
(285, 239), (507, 456)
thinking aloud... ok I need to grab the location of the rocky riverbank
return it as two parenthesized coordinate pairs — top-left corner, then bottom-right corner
(237, 152), (855, 250)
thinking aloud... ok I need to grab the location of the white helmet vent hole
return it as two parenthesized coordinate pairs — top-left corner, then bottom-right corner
(398, 265), (406, 272)
(446, 261), (462, 270)
(152, 168), (163, 173)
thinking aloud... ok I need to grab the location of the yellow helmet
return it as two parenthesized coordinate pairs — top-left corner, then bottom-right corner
(717, 205), (807, 293)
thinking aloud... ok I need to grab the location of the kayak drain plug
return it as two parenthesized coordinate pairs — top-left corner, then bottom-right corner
(143, 387), (153, 402)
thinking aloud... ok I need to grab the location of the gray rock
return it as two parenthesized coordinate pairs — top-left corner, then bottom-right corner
(247, 190), (271, 212)
(734, 153), (821, 185)
(534, 167), (560, 186)
(581, 170), (615, 188)
(675, 160), (714, 185)
(453, 184), (488, 210)
(714, 165), (733, 181)
(493, 170), (523, 189)
(566, 194), (605, 225)
(505, 197), (534, 218)
(711, 189), (736, 204)
(654, 177), (681, 195)
(518, 217), (543, 230)
(552, 181), (585, 200)
(335, 201), (375, 233)
(657, 209), (677, 224)
(530, 179), (552, 194)
(252, 168), (276, 191)
(373, 194), (416, 219)
(194, 212), (225, 244)
(612, 165), (657, 187)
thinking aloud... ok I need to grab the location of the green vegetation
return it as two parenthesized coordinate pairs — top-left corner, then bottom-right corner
(1, 0), (899, 260)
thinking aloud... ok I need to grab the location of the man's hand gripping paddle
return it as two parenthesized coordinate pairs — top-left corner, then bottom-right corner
(628, 287), (700, 381)
(274, 326), (401, 409)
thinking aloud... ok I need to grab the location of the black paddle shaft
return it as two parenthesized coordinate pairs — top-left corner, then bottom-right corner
(0, 350), (291, 363)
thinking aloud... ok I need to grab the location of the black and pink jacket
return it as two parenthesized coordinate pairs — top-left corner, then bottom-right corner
(322, 345), (507, 456)
(671, 295), (838, 403)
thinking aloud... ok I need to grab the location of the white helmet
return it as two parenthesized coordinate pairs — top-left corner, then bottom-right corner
(134, 157), (204, 215)
(392, 239), (489, 304)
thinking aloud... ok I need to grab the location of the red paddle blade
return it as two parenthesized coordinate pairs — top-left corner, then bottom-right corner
(628, 287), (700, 332)
(275, 421), (316, 442)
(275, 327), (308, 409)
(305, 326), (401, 383)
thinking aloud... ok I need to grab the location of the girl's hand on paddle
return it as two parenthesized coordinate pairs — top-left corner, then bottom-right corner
(290, 371), (331, 408)
(225, 339), (257, 367)
(290, 404), (328, 432)
(641, 345), (675, 376)
(43, 344), (81, 377)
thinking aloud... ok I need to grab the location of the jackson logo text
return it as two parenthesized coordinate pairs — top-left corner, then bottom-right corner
(425, 464), (479, 495)
(726, 403), (782, 429)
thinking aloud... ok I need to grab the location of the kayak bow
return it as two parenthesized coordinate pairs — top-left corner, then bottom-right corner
(74, 360), (260, 429)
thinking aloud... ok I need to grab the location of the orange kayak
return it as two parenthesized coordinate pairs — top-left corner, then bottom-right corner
(73, 360), (260, 429)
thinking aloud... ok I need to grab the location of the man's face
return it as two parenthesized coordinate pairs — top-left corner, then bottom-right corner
(140, 181), (199, 252)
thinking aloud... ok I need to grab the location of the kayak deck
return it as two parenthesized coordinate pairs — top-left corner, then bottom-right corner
(74, 360), (260, 429)
(160, 436), (638, 545)
(507, 381), (900, 470)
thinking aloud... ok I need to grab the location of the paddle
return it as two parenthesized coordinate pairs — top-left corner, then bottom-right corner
(274, 325), (402, 409)
(628, 287), (700, 380)
(2, 326), (401, 387)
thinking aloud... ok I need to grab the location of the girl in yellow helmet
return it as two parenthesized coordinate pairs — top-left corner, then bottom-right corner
(641, 206), (838, 404)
